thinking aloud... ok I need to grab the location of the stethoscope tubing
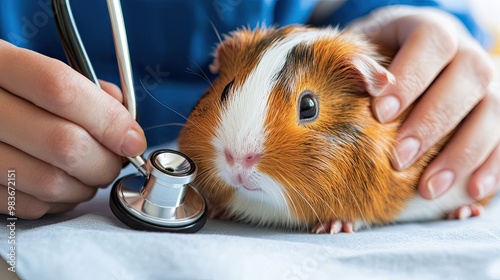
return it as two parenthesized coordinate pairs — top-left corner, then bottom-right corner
(51, 0), (148, 177)
(51, 0), (100, 84)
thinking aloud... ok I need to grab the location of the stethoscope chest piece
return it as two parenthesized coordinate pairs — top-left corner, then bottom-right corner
(110, 149), (207, 233)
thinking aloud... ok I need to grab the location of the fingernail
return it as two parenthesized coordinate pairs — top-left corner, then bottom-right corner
(392, 137), (420, 170)
(477, 175), (497, 200)
(427, 170), (455, 199)
(121, 128), (145, 156)
(374, 95), (400, 123)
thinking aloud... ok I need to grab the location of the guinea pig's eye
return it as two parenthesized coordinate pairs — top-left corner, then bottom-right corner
(221, 79), (235, 103)
(298, 91), (319, 122)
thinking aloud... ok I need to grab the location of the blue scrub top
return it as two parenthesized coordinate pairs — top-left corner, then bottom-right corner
(0, 0), (489, 145)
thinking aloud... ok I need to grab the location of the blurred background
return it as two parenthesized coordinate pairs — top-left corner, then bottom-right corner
(471, 0), (500, 53)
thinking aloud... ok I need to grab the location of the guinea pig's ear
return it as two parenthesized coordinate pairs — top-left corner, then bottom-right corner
(210, 34), (241, 74)
(209, 44), (223, 74)
(351, 54), (395, 95)
(209, 31), (241, 75)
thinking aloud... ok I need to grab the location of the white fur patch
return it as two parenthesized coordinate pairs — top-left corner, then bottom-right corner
(395, 177), (474, 223)
(228, 175), (301, 227)
(211, 28), (340, 226)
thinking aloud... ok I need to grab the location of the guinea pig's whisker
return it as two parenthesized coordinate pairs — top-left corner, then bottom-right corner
(192, 164), (217, 182)
(292, 186), (324, 231)
(206, 173), (221, 192)
(185, 66), (216, 94)
(290, 167), (345, 231)
(273, 171), (312, 229)
(309, 155), (354, 224)
(258, 188), (267, 225)
(270, 176), (305, 229)
(310, 170), (343, 216)
(142, 123), (186, 132)
(139, 79), (189, 122)
(295, 165), (341, 216)
(196, 175), (216, 199)
(317, 152), (347, 212)
(279, 183), (302, 229)
(140, 79), (214, 140)
(209, 20), (224, 47)
(339, 175), (368, 227)
(278, 174), (325, 231)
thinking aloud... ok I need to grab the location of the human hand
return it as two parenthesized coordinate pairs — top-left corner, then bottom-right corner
(347, 6), (499, 200)
(0, 40), (147, 218)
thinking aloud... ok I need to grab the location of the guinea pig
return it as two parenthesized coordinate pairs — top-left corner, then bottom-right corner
(178, 25), (494, 234)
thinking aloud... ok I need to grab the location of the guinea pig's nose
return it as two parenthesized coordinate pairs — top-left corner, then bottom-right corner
(244, 153), (261, 168)
(224, 149), (261, 169)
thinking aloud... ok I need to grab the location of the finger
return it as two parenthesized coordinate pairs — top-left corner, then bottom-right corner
(0, 185), (76, 219)
(0, 142), (98, 203)
(370, 15), (459, 123)
(391, 43), (494, 171)
(120, 156), (132, 170)
(0, 88), (122, 186)
(0, 40), (146, 157)
(99, 80), (123, 103)
(468, 143), (500, 200)
(418, 89), (500, 199)
(47, 203), (78, 214)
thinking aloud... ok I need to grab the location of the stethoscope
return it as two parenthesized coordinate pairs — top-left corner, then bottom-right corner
(51, 0), (207, 233)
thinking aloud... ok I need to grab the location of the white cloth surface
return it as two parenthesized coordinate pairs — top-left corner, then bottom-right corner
(1, 145), (500, 280)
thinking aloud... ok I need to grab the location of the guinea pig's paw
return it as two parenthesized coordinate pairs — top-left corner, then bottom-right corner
(311, 220), (354, 234)
(446, 203), (485, 220)
(208, 206), (232, 220)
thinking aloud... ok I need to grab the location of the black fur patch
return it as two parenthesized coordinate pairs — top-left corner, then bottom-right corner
(273, 43), (314, 101)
